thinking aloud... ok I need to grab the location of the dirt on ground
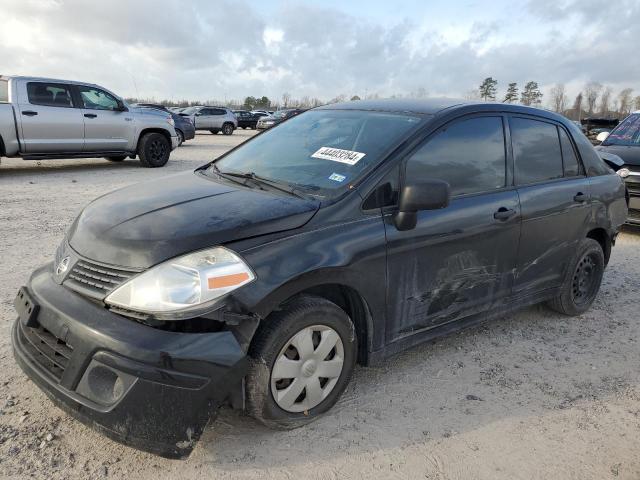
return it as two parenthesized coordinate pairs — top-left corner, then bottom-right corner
(1, 131), (639, 480)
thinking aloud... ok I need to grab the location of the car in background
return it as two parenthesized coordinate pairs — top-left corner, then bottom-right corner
(233, 110), (265, 129)
(251, 110), (273, 116)
(595, 111), (640, 224)
(135, 103), (195, 145)
(256, 108), (306, 130)
(180, 106), (237, 135)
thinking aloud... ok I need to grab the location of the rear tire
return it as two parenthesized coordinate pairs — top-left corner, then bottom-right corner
(104, 155), (126, 162)
(138, 132), (170, 168)
(222, 123), (234, 135)
(246, 295), (357, 430)
(546, 238), (605, 316)
(209, 129), (219, 135)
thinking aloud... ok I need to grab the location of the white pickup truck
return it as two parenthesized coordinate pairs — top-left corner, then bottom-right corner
(0, 76), (179, 167)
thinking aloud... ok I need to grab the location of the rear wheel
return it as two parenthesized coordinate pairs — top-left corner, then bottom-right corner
(546, 238), (605, 315)
(209, 129), (219, 135)
(222, 123), (234, 135)
(246, 295), (356, 429)
(138, 132), (170, 168)
(104, 155), (126, 162)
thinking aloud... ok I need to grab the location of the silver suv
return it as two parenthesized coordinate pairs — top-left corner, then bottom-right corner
(179, 106), (237, 135)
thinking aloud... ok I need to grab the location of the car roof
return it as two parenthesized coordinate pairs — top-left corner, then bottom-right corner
(1, 75), (103, 89)
(316, 98), (467, 114)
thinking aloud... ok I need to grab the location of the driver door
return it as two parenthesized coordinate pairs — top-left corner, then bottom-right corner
(76, 85), (132, 151)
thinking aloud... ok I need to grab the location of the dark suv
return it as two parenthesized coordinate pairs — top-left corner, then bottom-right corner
(135, 103), (195, 145)
(12, 99), (627, 458)
(233, 110), (265, 129)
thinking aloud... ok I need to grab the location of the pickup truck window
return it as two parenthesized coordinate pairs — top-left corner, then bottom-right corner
(78, 86), (119, 111)
(27, 82), (74, 108)
(0, 79), (7, 102)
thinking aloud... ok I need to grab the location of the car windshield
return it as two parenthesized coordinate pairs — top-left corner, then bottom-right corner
(603, 113), (640, 146)
(210, 109), (424, 197)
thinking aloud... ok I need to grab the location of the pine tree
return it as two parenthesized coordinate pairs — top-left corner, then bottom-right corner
(503, 83), (518, 103)
(520, 81), (543, 106)
(479, 77), (498, 101)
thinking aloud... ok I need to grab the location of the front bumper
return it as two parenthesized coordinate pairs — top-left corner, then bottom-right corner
(12, 264), (248, 458)
(171, 134), (180, 150)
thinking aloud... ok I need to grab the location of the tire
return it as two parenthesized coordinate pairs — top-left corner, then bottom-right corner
(546, 238), (605, 316)
(176, 130), (184, 146)
(222, 123), (234, 135)
(246, 295), (357, 429)
(104, 155), (127, 162)
(137, 132), (170, 168)
(209, 129), (219, 135)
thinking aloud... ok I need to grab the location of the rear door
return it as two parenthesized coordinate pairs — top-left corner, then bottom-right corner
(384, 114), (521, 341)
(510, 116), (592, 295)
(209, 108), (227, 129)
(18, 81), (84, 153)
(76, 85), (132, 151)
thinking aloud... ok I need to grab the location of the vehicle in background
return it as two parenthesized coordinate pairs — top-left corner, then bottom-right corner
(581, 117), (619, 145)
(251, 110), (272, 116)
(179, 106), (237, 135)
(572, 121), (587, 134)
(256, 108), (306, 130)
(12, 98), (626, 458)
(134, 103), (195, 145)
(233, 110), (262, 129)
(0, 75), (178, 167)
(595, 111), (640, 224)
(169, 106), (186, 113)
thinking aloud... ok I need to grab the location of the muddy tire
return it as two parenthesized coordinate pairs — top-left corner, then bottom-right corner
(546, 238), (605, 316)
(246, 295), (357, 430)
(138, 132), (170, 168)
(104, 156), (127, 162)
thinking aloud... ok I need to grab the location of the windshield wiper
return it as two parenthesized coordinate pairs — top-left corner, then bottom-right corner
(211, 165), (306, 199)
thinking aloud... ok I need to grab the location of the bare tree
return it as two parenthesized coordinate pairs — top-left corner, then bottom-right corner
(617, 88), (634, 116)
(464, 89), (481, 100)
(549, 84), (567, 113)
(281, 92), (291, 108)
(572, 92), (584, 121)
(634, 96), (640, 111)
(584, 82), (602, 114)
(599, 86), (613, 116)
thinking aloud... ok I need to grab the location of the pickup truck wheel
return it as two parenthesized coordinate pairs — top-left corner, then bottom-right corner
(105, 156), (127, 162)
(222, 123), (234, 135)
(246, 295), (356, 430)
(209, 129), (219, 135)
(546, 238), (604, 316)
(138, 133), (170, 168)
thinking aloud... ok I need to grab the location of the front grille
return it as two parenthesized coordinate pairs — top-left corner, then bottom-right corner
(64, 259), (137, 299)
(19, 324), (73, 382)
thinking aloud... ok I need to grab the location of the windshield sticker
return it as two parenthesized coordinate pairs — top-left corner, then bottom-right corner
(311, 147), (366, 165)
(328, 173), (347, 182)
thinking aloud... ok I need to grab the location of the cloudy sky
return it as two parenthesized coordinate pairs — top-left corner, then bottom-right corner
(0, 0), (638, 104)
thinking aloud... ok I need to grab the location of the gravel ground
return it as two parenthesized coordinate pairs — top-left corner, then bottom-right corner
(1, 131), (639, 480)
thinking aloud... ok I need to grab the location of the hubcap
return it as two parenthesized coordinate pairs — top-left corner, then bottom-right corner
(270, 325), (344, 413)
(571, 253), (598, 305)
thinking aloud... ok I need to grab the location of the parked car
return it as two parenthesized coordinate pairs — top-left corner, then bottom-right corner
(179, 106), (237, 135)
(233, 110), (262, 129)
(251, 110), (272, 116)
(0, 75), (179, 167)
(12, 99), (627, 458)
(256, 108), (306, 130)
(134, 103), (195, 145)
(595, 111), (640, 224)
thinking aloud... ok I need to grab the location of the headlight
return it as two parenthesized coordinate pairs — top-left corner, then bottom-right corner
(105, 247), (255, 319)
(617, 167), (630, 178)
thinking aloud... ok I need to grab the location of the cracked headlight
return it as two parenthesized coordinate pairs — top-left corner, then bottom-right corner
(105, 247), (255, 319)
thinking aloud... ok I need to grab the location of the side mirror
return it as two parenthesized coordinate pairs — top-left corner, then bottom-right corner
(394, 179), (450, 231)
(596, 131), (609, 143)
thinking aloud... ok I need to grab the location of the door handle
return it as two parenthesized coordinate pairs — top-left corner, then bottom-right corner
(84, 113), (97, 119)
(22, 111), (38, 116)
(573, 192), (587, 203)
(493, 207), (516, 221)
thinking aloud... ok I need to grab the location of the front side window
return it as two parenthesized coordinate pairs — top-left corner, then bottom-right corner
(603, 113), (640, 146)
(512, 117), (563, 185)
(405, 116), (506, 196)
(78, 86), (119, 111)
(27, 82), (74, 108)
(0, 79), (8, 102)
(211, 109), (424, 197)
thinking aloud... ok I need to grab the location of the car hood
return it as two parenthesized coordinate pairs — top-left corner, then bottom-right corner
(595, 144), (640, 166)
(68, 171), (320, 269)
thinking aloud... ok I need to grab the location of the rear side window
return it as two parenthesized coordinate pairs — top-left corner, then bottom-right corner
(0, 79), (8, 102)
(27, 82), (74, 108)
(559, 128), (582, 177)
(405, 116), (506, 196)
(511, 117), (562, 185)
(211, 108), (226, 115)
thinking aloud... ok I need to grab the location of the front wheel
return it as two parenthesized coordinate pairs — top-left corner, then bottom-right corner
(138, 132), (170, 168)
(246, 295), (357, 429)
(222, 123), (234, 135)
(546, 238), (605, 316)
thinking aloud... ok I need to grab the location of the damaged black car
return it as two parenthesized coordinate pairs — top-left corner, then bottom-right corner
(12, 99), (627, 458)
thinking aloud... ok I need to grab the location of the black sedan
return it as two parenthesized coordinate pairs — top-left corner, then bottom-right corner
(256, 108), (306, 129)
